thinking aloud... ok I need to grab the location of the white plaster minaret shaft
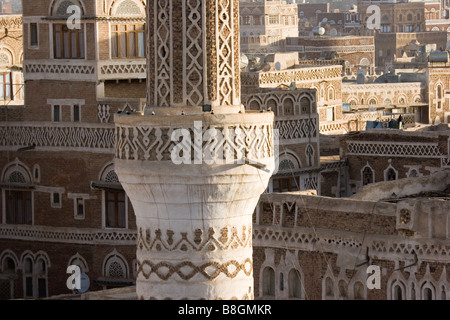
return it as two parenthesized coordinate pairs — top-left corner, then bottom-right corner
(114, 0), (275, 300)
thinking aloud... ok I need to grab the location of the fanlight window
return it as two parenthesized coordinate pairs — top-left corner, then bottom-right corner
(116, 0), (142, 15)
(56, 0), (77, 16)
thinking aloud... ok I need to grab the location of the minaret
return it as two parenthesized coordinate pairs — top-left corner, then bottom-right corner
(114, 0), (276, 300)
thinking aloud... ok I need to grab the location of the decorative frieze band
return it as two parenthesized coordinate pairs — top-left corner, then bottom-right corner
(0, 224), (136, 245)
(98, 61), (146, 80)
(24, 61), (96, 81)
(115, 122), (275, 162)
(276, 118), (318, 141)
(242, 66), (342, 88)
(137, 225), (252, 252)
(136, 257), (253, 281)
(346, 141), (443, 158)
(0, 123), (115, 153)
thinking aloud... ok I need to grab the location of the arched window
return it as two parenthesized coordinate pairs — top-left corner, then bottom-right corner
(288, 269), (302, 299)
(306, 144), (314, 167)
(104, 251), (127, 277)
(249, 100), (260, 111)
(279, 159), (295, 172)
(407, 13), (413, 21)
(283, 98), (294, 116)
(325, 277), (334, 298)
(3, 257), (15, 273)
(94, 164), (127, 229)
(3, 165), (33, 225)
(423, 287), (433, 300)
(386, 168), (397, 181)
(408, 169), (418, 178)
(441, 286), (446, 300)
(0, 52), (10, 65)
(115, 0), (143, 15)
(36, 259), (48, 298)
(52, 1), (86, 59)
(437, 85), (443, 99)
(422, 283), (435, 300)
(338, 280), (348, 298)
(262, 267), (275, 296)
(353, 282), (364, 299)
(266, 99), (277, 115)
(362, 166), (374, 186)
(392, 282), (405, 300)
(328, 87), (335, 101)
(300, 96), (311, 114)
(23, 258), (33, 298)
(55, 0), (78, 16)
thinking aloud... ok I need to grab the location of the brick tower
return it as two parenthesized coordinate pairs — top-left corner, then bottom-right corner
(114, 0), (276, 300)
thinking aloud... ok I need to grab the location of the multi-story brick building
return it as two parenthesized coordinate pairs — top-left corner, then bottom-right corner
(240, 0), (298, 53)
(0, 0), (150, 299)
(2, 0), (450, 301)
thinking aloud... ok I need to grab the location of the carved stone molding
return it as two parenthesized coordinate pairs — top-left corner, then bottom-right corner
(115, 120), (275, 162)
(0, 123), (115, 153)
(136, 257), (253, 281)
(137, 225), (252, 252)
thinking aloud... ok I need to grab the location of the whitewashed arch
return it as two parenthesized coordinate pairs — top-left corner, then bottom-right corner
(388, 276), (408, 300)
(0, 249), (19, 272)
(0, 47), (13, 66)
(102, 249), (129, 279)
(384, 161), (398, 181)
(68, 253), (89, 273)
(360, 57), (371, 66)
(361, 162), (375, 186)
(367, 96), (378, 105)
(397, 94), (408, 105)
(19, 250), (51, 269)
(98, 161), (119, 183)
(2, 159), (32, 184)
(278, 150), (302, 172)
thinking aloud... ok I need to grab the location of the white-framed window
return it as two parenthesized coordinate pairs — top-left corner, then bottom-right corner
(52, 105), (61, 122)
(48, 99), (85, 122)
(53, 23), (86, 59)
(29, 23), (39, 48)
(94, 164), (129, 229)
(51, 192), (62, 208)
(2, 162), (34, 225)
(68, 193), (90, 220)
(72, 104), (81, 122)
(269, 15), (279, 25)
(22, 255), (49, 299)
(362, 165), (375, 186)
(381, 24), (391, 33)
(110, 24), (145, 59)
